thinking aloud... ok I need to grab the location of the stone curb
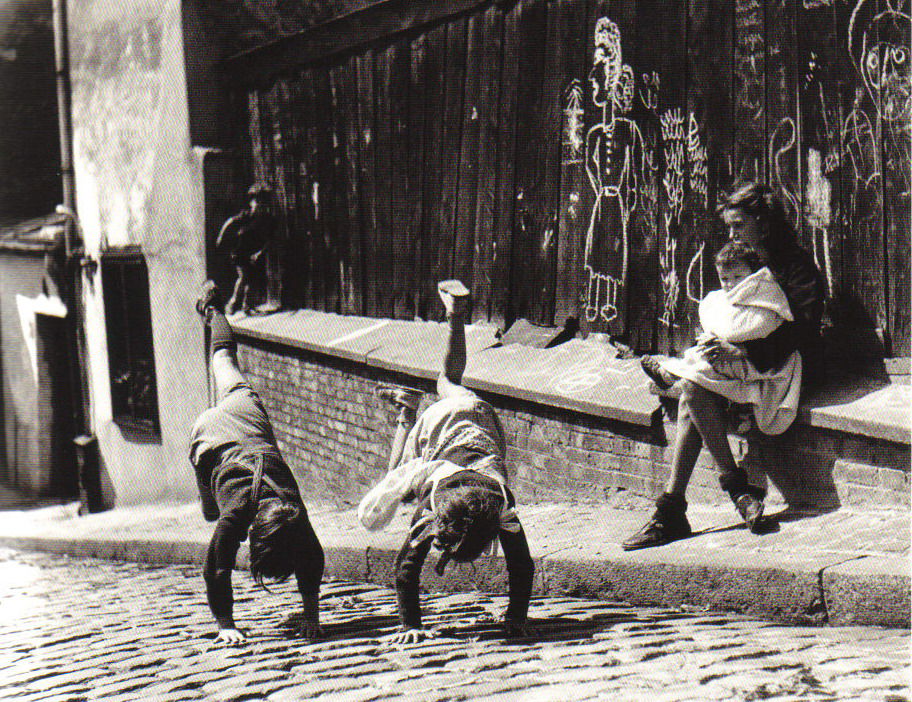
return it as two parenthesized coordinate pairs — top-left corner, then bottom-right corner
(2, 534), (907, 629)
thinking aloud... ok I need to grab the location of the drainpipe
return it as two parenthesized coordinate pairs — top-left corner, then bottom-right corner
(51, 0), (104, 513)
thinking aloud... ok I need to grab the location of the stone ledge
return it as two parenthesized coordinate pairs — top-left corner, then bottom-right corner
(232, 311), (660, 426)
(231, 310), (910, 443)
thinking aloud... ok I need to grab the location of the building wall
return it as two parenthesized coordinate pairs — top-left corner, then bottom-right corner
(0, 247), (71, 493)
(68, 0), (207, 503)
(236, 339), (910, 510)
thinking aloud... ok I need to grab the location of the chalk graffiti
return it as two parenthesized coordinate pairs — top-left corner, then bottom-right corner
(687, 113), (709, 210)
(660, 107), (686, 231)
(585, 268), (620, 324)
(639, 71), (660, 111)
(849, 0), (911, 124)
(583, 17), (646, 324)
(658, 235), (679, 327)
(848, 0), (911, 194)
(563, 79), (585, 164)
(685, 241), (706, 304)
(805, 149), (834, 294)
(769, 117), (800, 223)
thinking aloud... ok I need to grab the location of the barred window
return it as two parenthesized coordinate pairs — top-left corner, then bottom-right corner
(100, 246), (160, 436)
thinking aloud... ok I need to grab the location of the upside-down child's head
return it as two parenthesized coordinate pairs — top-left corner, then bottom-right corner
(714, 241), (762, 293)
(248, 498), (306, 588)
(432, 485), (504, 574)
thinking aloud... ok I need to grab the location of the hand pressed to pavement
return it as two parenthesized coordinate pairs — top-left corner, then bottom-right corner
(384, 626), (440, 645)
(213, 627), (246, 646)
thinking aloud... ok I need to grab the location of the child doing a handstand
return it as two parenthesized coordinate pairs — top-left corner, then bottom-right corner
(358, 281), (535, 644)
(189, 282), (324, 645)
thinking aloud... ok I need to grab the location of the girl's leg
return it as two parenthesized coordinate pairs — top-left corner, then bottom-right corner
(674, 381), (739, 480)
(387, 406), (417, 472)
(436, 280), (470, 399)
(211, 349), (246, 401)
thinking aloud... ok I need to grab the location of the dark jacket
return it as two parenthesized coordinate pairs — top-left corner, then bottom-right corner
(742, 239), (826, 386)
(393, 470), (534, 629)
(195, 447), (322, 629)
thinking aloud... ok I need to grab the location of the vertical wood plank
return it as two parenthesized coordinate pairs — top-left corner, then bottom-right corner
(490, 3), (521, 328)
(766, 0), (802, 232)
(388, 40), (413, 319)
(511, 0), (550, 325)
(330, 57), (364, 315)
(733, 0), (766, 184)
(416, 26), (448, 319)
(798, 0), (842, 326)
(634, 0), (684, 352)
(329, 61), (357, 315)
(470, 6), (505, 324)
(454, 13), (484, 294)
(298, 70), (326, 311)
(686, 0), (736, 353)
(312, 67), (341, 314)
(373, 45), (396, 318)
(554, 0), (592, 329)
(436, 19), (469, 301)
(407, 33), (428, 319)
(835, 0), (885, 352)
(355, 51), (379, 317)
(879, 0), (911, 353)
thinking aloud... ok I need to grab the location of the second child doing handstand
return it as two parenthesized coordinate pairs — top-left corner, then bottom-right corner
(358, 281), (535, 644)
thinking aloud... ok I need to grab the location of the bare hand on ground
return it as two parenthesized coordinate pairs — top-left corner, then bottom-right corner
(213, 628), (246, 646)
(384, 627), (438, 645)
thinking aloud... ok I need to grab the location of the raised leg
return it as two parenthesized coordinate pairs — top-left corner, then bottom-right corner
(436, 280), (470, 399)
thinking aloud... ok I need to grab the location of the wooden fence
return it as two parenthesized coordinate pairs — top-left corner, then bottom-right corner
(223, 0), (910, 356)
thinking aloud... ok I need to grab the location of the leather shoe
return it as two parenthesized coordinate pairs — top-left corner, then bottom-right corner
(734, 493), (764, 533)
(622, 494), (692, 551)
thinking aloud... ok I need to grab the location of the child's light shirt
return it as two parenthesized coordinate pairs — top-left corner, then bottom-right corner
(699, 266), (793, 343)
(358, 391), (507, 532)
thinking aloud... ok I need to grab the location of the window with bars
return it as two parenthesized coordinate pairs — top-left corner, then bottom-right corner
(100, 246), (160, 437)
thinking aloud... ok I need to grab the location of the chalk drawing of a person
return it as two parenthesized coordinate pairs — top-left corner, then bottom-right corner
(847, 0), (911, 194)
(583, 17), (645, 324)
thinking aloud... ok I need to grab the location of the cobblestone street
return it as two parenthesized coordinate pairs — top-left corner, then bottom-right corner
(0, 548), (907, 702)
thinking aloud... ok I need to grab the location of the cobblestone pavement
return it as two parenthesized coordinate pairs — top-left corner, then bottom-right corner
(0, 549), (907, 702)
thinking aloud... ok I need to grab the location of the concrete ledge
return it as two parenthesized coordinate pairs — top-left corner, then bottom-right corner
(232, 310), (910, 441)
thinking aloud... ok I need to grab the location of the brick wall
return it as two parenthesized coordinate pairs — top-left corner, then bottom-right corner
(237, 339), (910, 509)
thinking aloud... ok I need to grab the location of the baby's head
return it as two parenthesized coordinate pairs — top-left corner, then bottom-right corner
(431, 485), (504, 574)
(714, 241), (762, 292)
(248, 498), (307, 588)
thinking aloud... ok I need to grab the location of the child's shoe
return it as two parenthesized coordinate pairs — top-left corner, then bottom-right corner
(196, 280), (223, 318)
(437, 280), (471, 317)
(640, 355), (677, 391)
(376, 384), (423, 411)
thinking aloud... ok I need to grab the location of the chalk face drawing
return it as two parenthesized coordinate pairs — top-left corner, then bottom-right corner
(583, 17), (645, 324)
(849, 0), (911, 124)
(847, 0), (911, 194)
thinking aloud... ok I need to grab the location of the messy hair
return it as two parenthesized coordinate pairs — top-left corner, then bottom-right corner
(432, 484), (504, 574)
(715, 240), (762, 273)
(248, 499), (303, 589)
(720, 182), (797, 249)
